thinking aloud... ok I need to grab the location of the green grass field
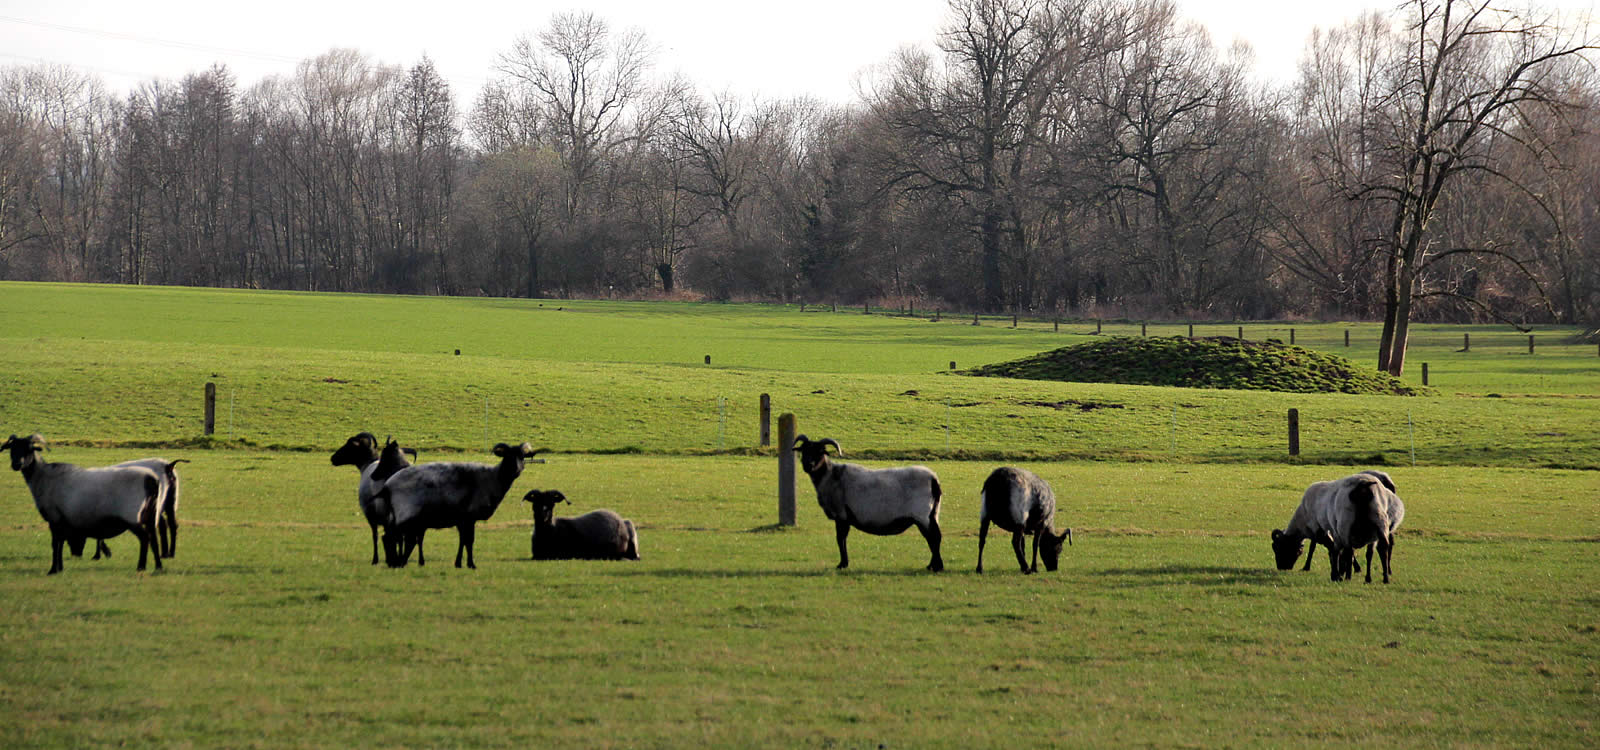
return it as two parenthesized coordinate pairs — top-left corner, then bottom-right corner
(1, 282), (1596, 748)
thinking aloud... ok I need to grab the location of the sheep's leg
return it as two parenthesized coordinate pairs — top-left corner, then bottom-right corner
(976, 518), (990, 573)
(455, 524), (476, 569)
(382, 530), (405, 567)
(1013, 531), (1030, 574)
(96, 539), (112, 559)
(130, 522), (152, 573)
(161, 508), (178, 558)
(834, 520), (851, 570)
(1302, 541), (1315, 571)
(1379, 536), (1394, 584)
(416, 531), (426, 566)
(47, 525), (66, 575)
(369, 524), (381, 565)
(1364, 543), (1375, 583)
(921, 518), (944, 573)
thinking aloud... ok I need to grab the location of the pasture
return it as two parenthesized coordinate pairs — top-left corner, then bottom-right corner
(1, 282), (1596, 748)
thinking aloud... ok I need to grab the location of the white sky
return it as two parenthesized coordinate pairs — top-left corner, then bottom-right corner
(1, 0), (1594, 105)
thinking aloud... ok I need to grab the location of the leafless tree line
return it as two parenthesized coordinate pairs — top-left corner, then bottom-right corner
(0, 0), (1594, 371)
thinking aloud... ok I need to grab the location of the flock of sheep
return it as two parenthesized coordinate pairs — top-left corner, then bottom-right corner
(2, 430), (1403, 582)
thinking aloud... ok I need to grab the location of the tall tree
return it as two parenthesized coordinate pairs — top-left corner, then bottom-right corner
(1363, 0), (1593, 374)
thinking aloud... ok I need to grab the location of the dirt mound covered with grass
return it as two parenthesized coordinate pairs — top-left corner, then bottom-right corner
(963, 336), (1431, 395)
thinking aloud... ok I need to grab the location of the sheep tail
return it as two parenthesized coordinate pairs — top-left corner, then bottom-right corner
(929, 475), (943, 521)
(980, 469), (1014, 510)
(139, 474), (161, 526)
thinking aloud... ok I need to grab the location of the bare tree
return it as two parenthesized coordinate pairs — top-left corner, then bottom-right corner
(869, 0), (1094, 312)
(495, 12), (653, 227)
(1361, 0), (1594, 374)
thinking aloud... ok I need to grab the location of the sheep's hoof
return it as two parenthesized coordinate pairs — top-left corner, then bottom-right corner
(927, 561), (944, 572)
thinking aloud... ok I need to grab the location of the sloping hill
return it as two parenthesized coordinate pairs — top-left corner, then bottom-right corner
(962, 336), (1432, 395)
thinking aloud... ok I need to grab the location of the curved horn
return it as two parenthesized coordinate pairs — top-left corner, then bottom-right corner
(792, 434), (810, 450)
(819, 437), (841, 456)
(28, 433), (45, 451)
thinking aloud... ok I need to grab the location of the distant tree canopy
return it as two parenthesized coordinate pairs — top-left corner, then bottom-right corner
(2, 0), (1597, 361)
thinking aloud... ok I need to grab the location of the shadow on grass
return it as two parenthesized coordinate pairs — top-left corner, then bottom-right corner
(610, 566), (940, 579)
(1089, 564), (1283, 586)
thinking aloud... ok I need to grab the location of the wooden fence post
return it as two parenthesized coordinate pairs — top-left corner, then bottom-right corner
(1463, 332), (1470, 352)
(1054, 319), (1059, 332)
(1290, 328), (1296, 345)
(1529, 334), (1535, 355)
(778, 414), (797, 526)
(204, 382), (216, 436)
(973, 312), (980, 326)
(759, 394), (771, 447)
(1096, 319), (1102, 334)
(1287, 408), (1299, 457)
(1238, 326), (1244, 340)
(1188, 323), (1194, 339)
(1141, 322), (1147, 336)
(1421, 363), (1429, 386)
(1344, 329), (1350, 347)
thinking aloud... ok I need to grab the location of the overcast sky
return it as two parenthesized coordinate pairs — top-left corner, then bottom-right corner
(2, 0), (1594, 105)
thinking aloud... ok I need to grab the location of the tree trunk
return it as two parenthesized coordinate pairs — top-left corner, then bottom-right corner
(657, 262), (674, 294)
(525, 233), (540, 298)
(981, 207), (1004, 313)
(1386, 264), (1416, 376)
(1377, 252), (1399, 372)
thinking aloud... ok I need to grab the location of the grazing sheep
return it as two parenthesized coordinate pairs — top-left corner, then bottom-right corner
(523, 490), (640, 560)
(1272, 470), (1402, 581)
(3, 433), (163, 574)
(1332, 472), (1406, 584)
(977, 466), (1072, 574)
(330, 432), (418, 564)
(375, 442), (543, 569)
(114, 457), (188, 558)
(792, 435), (944, 572)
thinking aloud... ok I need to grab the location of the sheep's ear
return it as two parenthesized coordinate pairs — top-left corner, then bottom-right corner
(492, 443), (512, 457)
(1271, 529), (1283, 540)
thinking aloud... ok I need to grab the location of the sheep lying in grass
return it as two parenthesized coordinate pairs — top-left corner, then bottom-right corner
(330, 432), (417, 564)
(3, 433), (163, 574)
(977, 466), (1072, 574)
(523, 490), (640, 560)
(376, 442), (543, 569)
(792, 435), (944, 572)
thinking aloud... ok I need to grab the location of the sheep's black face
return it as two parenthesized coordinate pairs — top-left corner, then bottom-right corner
(1040, 529), (1069, 571)
(3, 435), (37, 472)
(792, 438), (838, 475)
(330, 433), (378, 467)
(1271, 529), (1304, 570)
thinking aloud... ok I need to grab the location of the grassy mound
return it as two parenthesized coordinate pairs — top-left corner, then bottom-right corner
(963, 336), (1432, 395)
